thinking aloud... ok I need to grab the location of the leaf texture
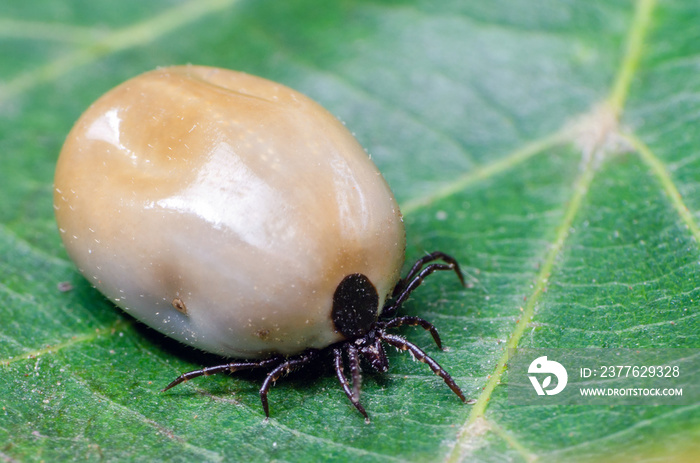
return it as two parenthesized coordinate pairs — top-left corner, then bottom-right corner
(1, 0), (698, 461)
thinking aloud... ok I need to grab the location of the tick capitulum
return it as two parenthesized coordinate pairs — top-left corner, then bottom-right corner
(163, 251), (469, 421)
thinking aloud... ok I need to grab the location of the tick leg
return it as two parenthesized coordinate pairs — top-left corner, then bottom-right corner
(380, 333), (467, 403)
(345, 343), (362, 402)
(333, 347), (369, 421)
(384, 315), (443, 350)
(384, 263), (461, 318)
(259, 350), (319, 418)
(393, 251), (465, 297)
(162, 356), (282, 392)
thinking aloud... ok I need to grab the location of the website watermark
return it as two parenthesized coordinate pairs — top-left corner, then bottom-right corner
(507, 349), (699, 405)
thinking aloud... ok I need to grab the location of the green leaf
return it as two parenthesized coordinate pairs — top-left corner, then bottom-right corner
(2, 0), (699, 461)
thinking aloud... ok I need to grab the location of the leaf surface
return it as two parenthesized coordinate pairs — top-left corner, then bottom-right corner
(1, 0), (698, 461)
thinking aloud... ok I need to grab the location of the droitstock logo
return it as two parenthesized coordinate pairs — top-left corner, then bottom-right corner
(508, 348), (697, 405)
(528, 356), (568, 396)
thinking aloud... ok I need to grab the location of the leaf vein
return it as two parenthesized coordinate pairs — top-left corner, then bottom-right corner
(0, 0), (239, 104)
(624, 132), (700, 244)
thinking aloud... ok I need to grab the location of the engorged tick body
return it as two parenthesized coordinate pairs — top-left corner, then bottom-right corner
(54, 65), (469, 420)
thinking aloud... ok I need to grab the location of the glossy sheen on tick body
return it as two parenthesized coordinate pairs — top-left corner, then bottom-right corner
(55, 65), (405, 358)
(55, 65), (468, 420)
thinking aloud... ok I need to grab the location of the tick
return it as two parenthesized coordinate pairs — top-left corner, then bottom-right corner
(54, 65), (469, 421)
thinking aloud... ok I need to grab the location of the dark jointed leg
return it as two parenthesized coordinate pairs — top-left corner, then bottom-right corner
(380, 332), (466, 403)
(384, 262), (462, 318)
(333, 347), (369, 420)
(345, 343), (362, 401)
(398, 251), (465, 291)
(383, 315), (443, 349)
(259, 350), (320, 418)
(162, 356), (283, 391)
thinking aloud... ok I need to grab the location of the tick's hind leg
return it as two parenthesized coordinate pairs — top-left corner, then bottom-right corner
(162, 356), (283, 392)
(259, 350), (320, 418)
(163, 350), (321, 419)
